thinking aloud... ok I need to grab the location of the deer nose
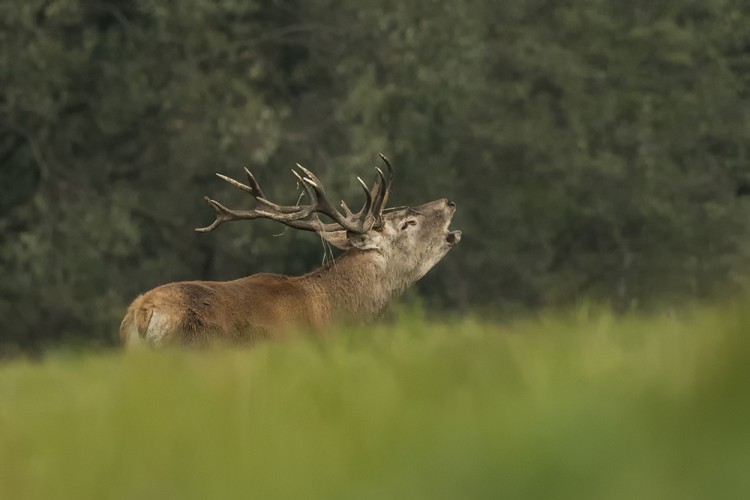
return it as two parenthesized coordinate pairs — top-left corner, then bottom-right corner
(447, 200), (456, 208)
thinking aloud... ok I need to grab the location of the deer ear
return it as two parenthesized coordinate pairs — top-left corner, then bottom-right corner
(320, 230), (351, 250)
(320, 230), (382, 251)
(345, 231), (382, 251)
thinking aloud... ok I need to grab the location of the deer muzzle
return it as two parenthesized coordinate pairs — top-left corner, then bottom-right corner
(447, 230), (462, 245)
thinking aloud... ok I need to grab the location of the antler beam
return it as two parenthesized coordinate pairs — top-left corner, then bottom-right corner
(196, 154), (395, 235)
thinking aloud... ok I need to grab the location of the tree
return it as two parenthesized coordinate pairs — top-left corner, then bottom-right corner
(2, 0), (750, 353)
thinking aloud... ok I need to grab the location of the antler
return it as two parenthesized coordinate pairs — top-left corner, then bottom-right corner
(195, 154), (395, 234)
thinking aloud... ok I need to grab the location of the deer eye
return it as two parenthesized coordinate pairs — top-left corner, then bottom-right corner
(401, 220), (417, 230)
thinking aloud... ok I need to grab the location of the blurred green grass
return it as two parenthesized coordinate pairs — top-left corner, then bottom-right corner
(1, 306), (749, 500)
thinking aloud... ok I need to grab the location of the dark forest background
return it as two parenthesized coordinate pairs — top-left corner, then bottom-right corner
(1, 0), (750, 354)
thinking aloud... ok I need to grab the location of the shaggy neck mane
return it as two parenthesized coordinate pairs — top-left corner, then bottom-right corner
(300, 249), (398, 321)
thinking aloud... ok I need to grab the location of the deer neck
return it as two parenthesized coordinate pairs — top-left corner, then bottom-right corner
(303, 249), (401, 322)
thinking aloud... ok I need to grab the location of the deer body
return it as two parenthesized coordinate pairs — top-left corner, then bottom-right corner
(120, 156), (461, 347)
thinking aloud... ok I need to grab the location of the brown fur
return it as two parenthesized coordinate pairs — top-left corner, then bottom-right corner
(120, 199), (460, 348)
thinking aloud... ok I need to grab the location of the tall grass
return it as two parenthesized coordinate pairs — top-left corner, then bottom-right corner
(1, 305), (749, 499)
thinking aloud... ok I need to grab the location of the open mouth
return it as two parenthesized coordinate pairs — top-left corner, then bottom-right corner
(445, 202), (461, 245)
(446, 229), (462, 245)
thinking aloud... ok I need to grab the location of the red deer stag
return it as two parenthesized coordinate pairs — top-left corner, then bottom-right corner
(120, 155), (461, 347)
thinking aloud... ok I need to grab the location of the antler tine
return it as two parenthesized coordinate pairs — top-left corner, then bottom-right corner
(369, 153), (394, 220)
(216, 173), (253, 194)
(291, 169), (318, 204)
(379, 153), (393, 174)
(372, 166), (387, 208)
(244, 167), (267, 199)
(356, 176), (374, 227)
(195, 197), (229, 233)
(296, 164), (326, 193)
(340, 200), (354, 217)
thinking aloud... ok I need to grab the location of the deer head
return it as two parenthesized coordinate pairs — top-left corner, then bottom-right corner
(196, 154), (461, 287)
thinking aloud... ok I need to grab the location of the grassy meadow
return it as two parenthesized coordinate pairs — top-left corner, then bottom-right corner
(1, 305), (749, 499)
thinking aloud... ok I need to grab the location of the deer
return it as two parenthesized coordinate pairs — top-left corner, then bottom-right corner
(119, 154), (461, 347)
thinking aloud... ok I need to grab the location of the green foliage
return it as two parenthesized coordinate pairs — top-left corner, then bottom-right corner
(1, 307), (749, 498)
(1, 0), (750, 350)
